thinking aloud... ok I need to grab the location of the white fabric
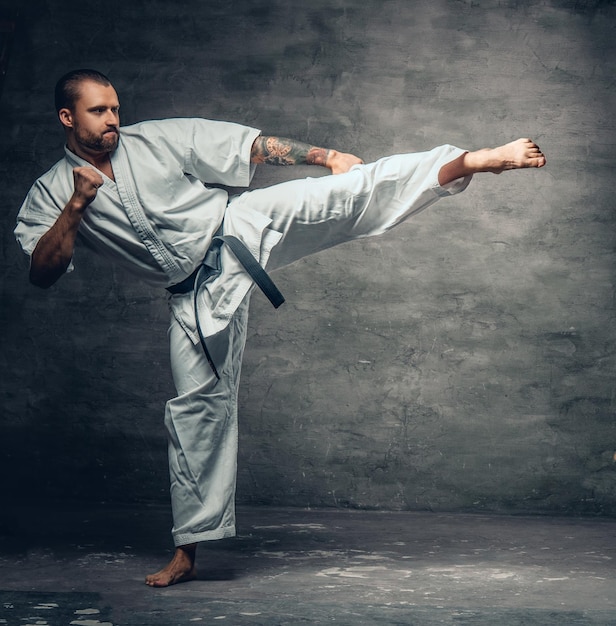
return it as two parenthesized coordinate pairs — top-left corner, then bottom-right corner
(167, 145), (472, 545)
(15, 118), (262, 287)
(14, 126), (472, 546)
(167, 295), (252, 545)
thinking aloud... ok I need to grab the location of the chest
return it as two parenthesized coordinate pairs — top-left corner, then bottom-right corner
(100, 161), (115, 181)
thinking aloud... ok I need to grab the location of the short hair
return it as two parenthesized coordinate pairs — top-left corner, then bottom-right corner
(54, 69), (112, 113)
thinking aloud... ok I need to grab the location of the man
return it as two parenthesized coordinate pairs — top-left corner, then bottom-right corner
(15, 69), (546, 587)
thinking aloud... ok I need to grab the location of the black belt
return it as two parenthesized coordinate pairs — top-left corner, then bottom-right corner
(167, 235), (284, 380)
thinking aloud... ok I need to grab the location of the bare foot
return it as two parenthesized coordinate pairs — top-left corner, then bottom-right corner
(438, 138), (546, 186)
(468, 138), (546, 174)
(145, 544), (197, 587)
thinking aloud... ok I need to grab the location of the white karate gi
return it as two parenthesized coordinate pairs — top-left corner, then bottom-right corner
(15, 118), (472, 546)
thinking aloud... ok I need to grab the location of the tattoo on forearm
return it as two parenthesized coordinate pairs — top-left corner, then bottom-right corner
(252, 136), (330, 167)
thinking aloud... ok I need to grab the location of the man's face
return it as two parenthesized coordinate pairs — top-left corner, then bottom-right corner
(62, 80), (120, 155)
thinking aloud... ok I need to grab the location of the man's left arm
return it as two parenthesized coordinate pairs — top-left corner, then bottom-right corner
(251, 136), (363, 175)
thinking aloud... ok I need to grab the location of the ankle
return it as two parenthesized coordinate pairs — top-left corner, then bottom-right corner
(177, 544), (197, 560)
(463, 148), (493, 174)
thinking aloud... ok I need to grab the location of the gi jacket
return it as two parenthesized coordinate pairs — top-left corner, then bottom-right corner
(15, 117), (283, 340)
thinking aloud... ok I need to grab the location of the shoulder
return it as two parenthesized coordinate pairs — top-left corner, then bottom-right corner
(118, 119), (201, 150)
(120, 118), (204, 137)
(17, 156), (72, 233)
(26, 157), (73, 204)
(120, 118), (259, 140)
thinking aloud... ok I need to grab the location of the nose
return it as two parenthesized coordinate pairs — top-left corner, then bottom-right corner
(105, 109), (119, 127)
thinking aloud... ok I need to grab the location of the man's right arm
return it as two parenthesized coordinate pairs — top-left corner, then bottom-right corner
(29, 167), (103, 289)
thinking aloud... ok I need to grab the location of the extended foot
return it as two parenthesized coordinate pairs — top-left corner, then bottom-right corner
(145, 544), (197, 587)
(468, 138), (546, 174)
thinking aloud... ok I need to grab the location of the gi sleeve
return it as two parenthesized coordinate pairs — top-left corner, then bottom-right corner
(14, 178), (75, 272)
(135, 118), (261, 187)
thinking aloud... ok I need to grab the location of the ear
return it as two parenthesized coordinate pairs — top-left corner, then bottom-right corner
(58, 107), (73, 129)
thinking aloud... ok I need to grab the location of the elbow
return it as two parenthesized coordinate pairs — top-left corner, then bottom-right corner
(29, 270), (53, 289)
(29, 248), (63, 289)
(29, 263), (57, 289)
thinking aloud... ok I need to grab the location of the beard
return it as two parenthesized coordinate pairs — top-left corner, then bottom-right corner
(74, 124), (119, 153)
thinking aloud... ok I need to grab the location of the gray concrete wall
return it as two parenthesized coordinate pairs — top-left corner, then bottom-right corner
(1, 0), (615, 515)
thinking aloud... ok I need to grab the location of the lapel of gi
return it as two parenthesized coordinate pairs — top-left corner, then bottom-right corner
(111, 139), (185, 284)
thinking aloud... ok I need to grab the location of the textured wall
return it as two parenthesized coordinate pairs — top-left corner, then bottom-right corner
(1, 0), (615, 516)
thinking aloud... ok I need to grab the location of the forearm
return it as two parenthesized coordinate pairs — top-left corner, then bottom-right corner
(29, 199), (85, 288)
(250, 136), (331, 167)
(251, 136), (363, 175)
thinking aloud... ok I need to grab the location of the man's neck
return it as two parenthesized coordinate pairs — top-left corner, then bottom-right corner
(68, 141), (115, 181)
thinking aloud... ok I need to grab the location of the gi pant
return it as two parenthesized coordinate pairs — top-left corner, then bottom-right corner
(165, 145), (472, 546)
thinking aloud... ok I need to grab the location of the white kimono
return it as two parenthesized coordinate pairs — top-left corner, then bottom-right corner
(15, 118), (472, 546)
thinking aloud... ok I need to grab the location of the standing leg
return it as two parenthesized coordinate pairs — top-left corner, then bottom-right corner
(145, 295), (252, 587)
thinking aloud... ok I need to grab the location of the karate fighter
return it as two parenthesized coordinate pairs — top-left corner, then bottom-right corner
(15, 69), (546, 587)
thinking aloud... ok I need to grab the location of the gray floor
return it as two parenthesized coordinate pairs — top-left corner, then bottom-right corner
(0, 504), (615, 625)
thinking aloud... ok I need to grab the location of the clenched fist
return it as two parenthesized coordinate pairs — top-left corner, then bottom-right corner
(72, 166), (104, 209)
(325, 150), (364, 175)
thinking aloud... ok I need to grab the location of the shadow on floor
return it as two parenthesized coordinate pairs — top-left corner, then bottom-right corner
(1, 503), (615, 625)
